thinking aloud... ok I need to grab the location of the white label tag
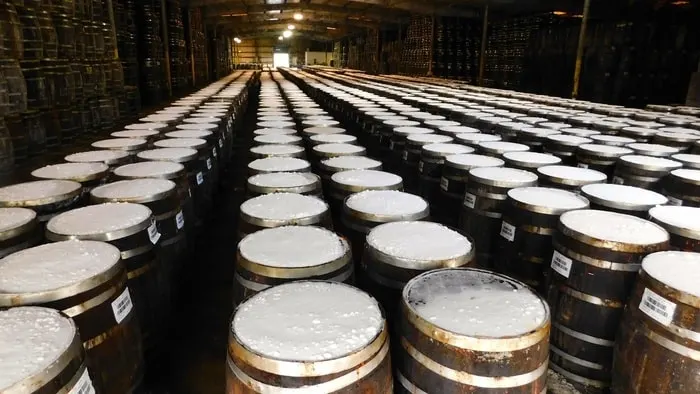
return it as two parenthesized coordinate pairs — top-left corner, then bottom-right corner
(212, 148), (218, 158)
(147, 222), (161, 244)
(500, 221), (516, 242)
(418, 161), (424, 173)
(464, 192), (476, 208)
(612, 176), (625, 185)
(175, 211), (185, 230)
(402, 151), (408, 160)
(68, 368), (95, 394)
(577, 163), (589, 169)
(196, 172), (204, 185)
(111, 288), (133, 324)
(667, 196), (683, 206)
(640, 288), (676, 326)
(551, 250), (573, 278)
(440, 177), (449, 191)
(206, 158), (212, 170)
(219, 138), (224, 148)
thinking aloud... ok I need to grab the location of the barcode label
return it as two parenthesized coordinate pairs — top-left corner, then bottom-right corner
(551, 250), (573, 278)
(219, 138), (223, 148)
(68, 369), (95, 394)
(612, 176), (625, 185)
(206, 158), (212, 170)
(500, 221), (516, 242)
(667, 196), (683, 206)
(402, 151), (408, 160)
(147, 222), (161, 244)
(418, 161), (424, 173)
(111, 288), (133, 324)
(196, 172), (204, 185)
(212, 148), (218, 158)
(175, 211), (185, 229)
(440, 177), (449, 191)
(640, 288), (676, 326)
(577, 163), (589, 169)
(464, 192), (476, 208)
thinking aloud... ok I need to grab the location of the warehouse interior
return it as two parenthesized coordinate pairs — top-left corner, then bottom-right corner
(1, 0), (700, 394)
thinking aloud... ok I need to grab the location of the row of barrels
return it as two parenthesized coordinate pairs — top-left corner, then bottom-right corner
(0, 71), (257, 394)
(281, 68), (700, 393)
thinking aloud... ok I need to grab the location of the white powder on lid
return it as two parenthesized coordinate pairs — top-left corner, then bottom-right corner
(0, 180), (81, 203)
(404, 269), (547, 337)
(628, 143), (679, 154)
(0, 208), (36, 232)
(470, 167), (538, 184)
(478, 141), (530, 152)
(239, 226), (346, 268)
(671, 169), (700, 182)
(0, 307), (76, 391)
(137, 148), (198, 161)
(546, 134), (593, 145)
(92, 138), (147, 149)
(313, 143), (365, 155)
(579, 144), (633, 156)
(508, 187), (589, 210)
(322, 156), (381, 170)
(124, 122), (168, 130)
(393, 127), (434, 137)
(423, 143), (474, 156)
(367, 221), (471, 262)
(253, 128), (298, 136)
(165, 130), (213, 139)
(114, 161), (184, 178)
(345, 190), (428, 216)
(251, 145), (304, 156)
(91, 179), (176, 200)
(240, 193), (327, 220)
(0, 241), (121, 293)
(560, 209), (668, 245)
(672, 154), (700, 166)
(65, 150), (129, 164)
(332, 170), (402, 188)
(112, 130), (160, 138)
(248, 173), (318, 188)
(407, 134), (453, 145)
(590, 135), (635, 144)
(503, 151), (561, 165)
(303, 127), (346, 135)
(446, 154), (504, 168)
(620, 155), (682, 169)
(255, 135), (303, 145)
(650, 206), (700, 233)
(31, 163), (108, 181)
(249, 157), (310, 172)
(581, 184), (667, 206)
(140, 114), (179, 122)
(154, 138), (207, 149)
(643, 252), (700, 298)
(233, 281), (382, 361)
(538, 165), (607, 182)
(310, 134), (357, 144)
(47, 203), (152, 236)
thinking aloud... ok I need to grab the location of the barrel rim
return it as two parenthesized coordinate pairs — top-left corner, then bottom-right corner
(31, 165), (110, 184)
(114, 162), (187, 181)
(240, 203), (330, 228)
(364, 232), (475, 271)
(0, 215), (38, 242)
(46, 214), (155, 242)
(342, 195), (430, 225)
(648, 207), (700, 240)
(137, 148), (199, 164)
(0, 182), (82, 208)
(92, 138), (148, 152)
(468, 167), (538, 188)
(581, 185), (668, 211)
(90, 181), (177, 205)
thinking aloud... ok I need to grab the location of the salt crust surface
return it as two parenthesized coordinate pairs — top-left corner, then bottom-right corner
(114, 162), (184, 178)
(93, 138), (146, 148)
(65, 150), (129, 163)
(31, 163), (108, 180)
(248, 173), (317, 188)
(538, 165), (607, 182)
(591, 135), (635, 144)
(504, 151), (560, 164)
(253, 128), (297, 135)
(423, 143), (473, 155)
(314, 143), (364, 154)
(255, 135), (302, 144)
(165, 130), (212, 139)
(671, 169), (700, 181)
(471, 167), (538, 183)
(673, 154), (700, 165)
(621, 155), (682, 168)
(0, 307), (75, 390)
(480, 141), (530, 152)
(546, 134), (592, 144)
(367, 221), (471, 261)
(582, 184), (667, 206)
(0, 180), (80, 202)
(249, 157), (310, 171)
(304, 127), (345, 135)
(240, 193), (327, 220)
(233, 281), (382, 361)
(322, 156), (381, 170)
(310, 134), (356, 143)
(48, 203), (152, 235)
(509, 187), (589, 210)
(440, 126), (480, 134)
(137, 148), (198, 161)
(629, 143), (679, 153)
(0, 241), (120, 292)
(240, 226), (345, 267)
(92, 179), (176, 199)
(561, 210), (668, 245)
(643, 251), (700, 297)
(649, 206), (700, 231)
(0, 208), (36, 232)
(580, 144), (633, 155)
(406, 270), (546, 337)
(407, 134), (452, 144)
(446, 154), (504, 167)
(346, 191), (427, 216)
(154, 138), (206, 149)
(393, 127), (433, 135)
(332, 170), (401, 187)
(251, 145), (303, 155)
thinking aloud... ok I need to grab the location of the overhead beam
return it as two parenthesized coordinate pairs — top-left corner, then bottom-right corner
(219, 17), (378, 31)
(223, 21), (362, 35)
(207, 3), (408, 22)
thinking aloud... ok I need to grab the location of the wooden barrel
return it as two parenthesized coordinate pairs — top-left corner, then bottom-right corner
(233, 226), (353, 305)
(46, 203), (164, 357)
(376, 120), (421, 161)
(438, 154), (505, 226)
(515, 127), (560, 151)
(543, 135), (593, 165)
(576, 144), (633, 179)
(65, 150), (131, 170)
(581, 183), (668, 217)
(649, 205), (700, 251)
(613, 155), (682, 191)
(328, 170), (403, 219)
(477, 140), (530, 157)
(300, 126), (345, 141)
(495, 187), (589, 291)
(397, 268), (550, 393)
(247, 157), (311, 176)
(253, 134), (303, 146)
(537, 165), (607, 192)
(387, 126), (434, 174)
(547, 210), (669, 392)
(165, 129), (223, 174)
(402, 134), (453, 193)
(0, 208), (41, 259)
(0, 241), (144, 394)
(318, 156), (382, 193)
(362, 221), (474, 319)
(249, 144), (305, 160)
(418, 143), (474, 214)
(671, 153), (700, 169)
(627, 143), (680, 158)
(340, 190), (430, 268)
(661, 169), (700, 207)
(238, 193), (332, 239)
(154, 138), (217, 199)
(226, 281), (392, 393)
(503, 151), (561, 171)
(92, 138), (148, 156)
(0, 307), (96, 394)
(619, 126), (656, 142)
(31, 162), (110, 193)
(0, 180), (82, 227)
(653, 130), (700, 151)
(179, 118), (230, 164)
(311, 143), (367, 171)
(612, 251), (700, 393)
(589, 134), (636, 147)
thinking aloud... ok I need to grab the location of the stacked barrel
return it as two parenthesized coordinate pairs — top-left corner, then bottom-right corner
(0, 71), (255, 394)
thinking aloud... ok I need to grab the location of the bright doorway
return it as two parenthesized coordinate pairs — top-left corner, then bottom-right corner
(273, 53), (290, 69)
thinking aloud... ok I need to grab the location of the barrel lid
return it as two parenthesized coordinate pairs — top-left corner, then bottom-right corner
(518, 127), (560, 138)
(508, 187), (589, 213)
(518, 116), (549, 124)
(538, 165), (607, 184)
(137, 148), (198, 163)
(114, 161), (185, 180)
(627, 143), (679, 157)
(560, 128), (601, 137)
(438, 126), (479, 136)
(669, 168), (700, 185)
(445, 154), (505, 171)
(31, 163), (109, 183)
(248, 157), (311, 173)
(248, 172), (319, 190)
(403, 268), (548, 338)
(621, 126), (657, 138)
(253, 128), (297, 136)
(581, 184), (668, 211)
(654, 130), (700, 143)
(454, 133), (501, 146)
(259, 115), (293, 122)
(424, 120), (460, 129)
(643, 252), (700, 298)
(344, 190), (428, 221)
(165, 130), (213, 139)
(0, 180), (81, 207)
(671, 153), (700, 169)
(560, 209), (668, 247)
(251, 144), (304, 157)
(186, 114), (224, 122)
(478, 141), (529, 154)
(232, 281), (383, 361)
(332, 170), (402, 189)
(407, 134), (453, 146)
(112, 129), (160, 139)
(240, 193), (328, 221)
(91, 179), (176, 203)
(0, 307), (78, 392)
(503, 151), (561, 168)
(367, 221), (472, 267)
(155, 138), (207, 150)
(302, 119), (340, 128)
(393, 127), (433, 138)
(65, 150), (129, 165)
(619, 155), (682, 171)
(539, 122), (571, 130)
(383, 119), (420, 128)
(313, 143), (365, 156)
(589, 134), (636, 146)
(301, 115), (334, 121)
(577, 143), (633, 158)
(422, 143), (474, 158)
(47, 203), (153, 239)
(239, 226), (347, 268)
(140, 114), (180, 123)
(321, 156), (381, 172)
(545, 134), (593, 147)
(649, 206), (700, 239)
(124, 122), (168, 131)
(469, 167), (538, 188)
(0, 241), (121, 294)
(255, 134), (303, 145)
(92, 138), (147, 151)
(303, 127), (345, 136)
(294, 108), (326, 115)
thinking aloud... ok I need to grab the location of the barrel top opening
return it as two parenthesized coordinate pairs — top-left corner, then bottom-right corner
(239, 226), (346, 268)
(345, 191), (427, 216)
(503, 151), (560, 165)
(581, 184), (667, 207)
(407, 134), (453, 144)
(47, 203), (152, 236)
(232, 281), (383, 362)
(649, 206), (700, 232)
(248, 173), (318, 188)
(423, 143), (474, 156)
(0, 208), (36, 232)
(31, 163), (109, 181)
(248, 157), (310, 172)
(322, 156), (381, 170)
(470, 167), (539, 184)
(578, 144), (633, 156)
(620, 155), (682, 169)
(367, 221), (472, 262)
(65, 150), (130, 163)
(114, 162), (186, 178)
(313, 143), (365, 155)
(538, 165), (607, 182)
(255, 135), (303, 144)
(508, 187), (589, 210)
(0, 180), (82, 204)
(560, 210), (668, 245)
(91, 180), (177, 201)
(251, 144), (305, 155)
(137, 148), (199, 162)
(240, 193), (328, 220)
(332, 170), (402, 188)
(643, 251), (700, 298)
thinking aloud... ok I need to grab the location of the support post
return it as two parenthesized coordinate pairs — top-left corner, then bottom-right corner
(427, 14), (435, 76)
(203, 23), (210, 82)
(187, 8), (196, 87)
(160, 0), (172, 97)
(105, 0), (119, 60)
(478, 4), (489, 86)
(572, 0), (591, 99)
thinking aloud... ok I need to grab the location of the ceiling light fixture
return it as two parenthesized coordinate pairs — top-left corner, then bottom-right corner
(293, 13), (303, 21)
(288, 24), (295, 30)
(282, 30), (292, 38)
(278, 36), (283, 41)
(326, 26), (336, 30)
(233, 37), (242, 43)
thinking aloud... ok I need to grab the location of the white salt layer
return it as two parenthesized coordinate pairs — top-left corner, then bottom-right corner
(154, 138), (207, 149)
(165, 130), (213, 139)
(65, 150), (129, 163)
(503, 151), (560, 165)
(407, 134), (453, 144)
(581, 184), (667, 206)
(478, 141), (530, 152)
(233, 281), (383, 361)
(470, 167), (539, 183)
(0, 208), (36, 232)
(92, 138), (147, 149)
(405, 269), (547, 337)
(643, 251), (700, 298)
(0, 180), (81, 203)
(368, 221), (471, 262)
(322, 156), (381, 170)
(0, 241), (121, 292)
(345, 190), (428, 216)
(561, 209), (668, 245)
(114, 161), (185, 178)
(579, 144), (634, 155)
(111, 130), (159, 138)
(254, 135), (303, 145)
(124, 122), (167, 130)
(249, 157), (310, 172)
(251, 145), (304, 156)
(31, 163), (108, 180)
(239, 226), (346, 268)
(649, 206), (700, 232)
(508, 187), (589, 210)
(0, 307), (76, 391)
(671, 169), (700, 182)
(310, 134), (357, 144)
(313, 143), (365, 155)
(446, 154), (504, 168)
(423, 143), (474, 156)
(137, 148), (198, 161)
(332, 170), (402, 188)
(248, 173), (318, 188)
(91, 179), (176, 200)
(47, 203), (152, 235)
(240, 193), (327, 220)
(538, 165), (607, 182)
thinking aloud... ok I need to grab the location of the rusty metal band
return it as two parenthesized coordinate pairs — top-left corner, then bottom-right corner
(558, 285), (625, 308)
(553, 242), (642, 272)
(548, 362), (609, 388)
(550, 345), (607, 370)
(235, 267), (354, 293)
(401, 337), (548, 388)
(238, 243), (351, 279)
(62, 283), (121, 317)
(84, 311), (135, 350)
(553, 322), (615, 347)
(229, 325), (388, 377)
(121, 243), (155, 260)
(518, 223), (556, 236)
(127, 260), (155, 279)
(641, 323), (700, 360)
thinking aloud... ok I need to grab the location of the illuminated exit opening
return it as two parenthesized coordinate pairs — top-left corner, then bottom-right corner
(273, 53), (290, 69)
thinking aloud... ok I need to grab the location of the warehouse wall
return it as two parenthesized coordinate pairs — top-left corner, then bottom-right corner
(305, 52), (334, 66)
(235, 38), (275, 67)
